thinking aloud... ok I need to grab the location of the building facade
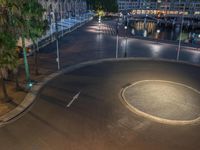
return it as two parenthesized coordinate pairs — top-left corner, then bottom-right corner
(39, 0), (87, 22)
(118, 0), (200, 15)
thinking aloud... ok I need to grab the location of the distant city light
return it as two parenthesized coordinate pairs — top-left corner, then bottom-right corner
(157, 29), (160, 33)
(143, 30), (147, 37)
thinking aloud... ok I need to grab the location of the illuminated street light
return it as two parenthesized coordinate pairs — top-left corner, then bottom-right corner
(124, 25), (128, 57)
(156, 29), (160, 43)
(98, 16), (101, 32)
(143, 29), (147, 37)
(177, 4), (185, 61)
(116, 18), (119, 58)
(55, 12), (61, 70)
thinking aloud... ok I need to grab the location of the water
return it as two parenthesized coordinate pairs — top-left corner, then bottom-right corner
(130, 21), (200, 46)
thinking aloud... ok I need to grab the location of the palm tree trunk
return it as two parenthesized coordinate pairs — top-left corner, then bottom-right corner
(0, 70), (10, 102)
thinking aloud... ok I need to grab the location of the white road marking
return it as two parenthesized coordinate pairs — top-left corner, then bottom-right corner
(66, 91), (81, 108)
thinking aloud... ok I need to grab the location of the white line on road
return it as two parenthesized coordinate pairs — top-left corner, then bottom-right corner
(66, 91), (81, 108)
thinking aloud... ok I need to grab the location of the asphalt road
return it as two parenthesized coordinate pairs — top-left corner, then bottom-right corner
(1, 59), (200, 150)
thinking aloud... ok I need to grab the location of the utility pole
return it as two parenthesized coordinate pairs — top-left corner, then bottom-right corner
(116, 18), (119, 58)
(176, 2), (185, 61)
(55, 12), (61, 70)
(124, 16), (128, 58)
(60, 0), (64, 37)
(124, 25), (128, 58)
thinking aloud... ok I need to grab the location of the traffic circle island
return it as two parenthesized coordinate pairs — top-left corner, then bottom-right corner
(121, 80), (200, 125)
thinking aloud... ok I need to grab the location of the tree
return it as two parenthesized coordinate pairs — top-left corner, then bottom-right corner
(0, 0), (19, 102)
(97, 9), (105, 17)
(0, 32), (16, 102)
(25, 0), (48, 75)
(15, 0), (47, 83)
(103, 0), (118, 12)
(0, 33), (18, 102)
(6, 0), (31, 85)
(86, 0), (118, 12)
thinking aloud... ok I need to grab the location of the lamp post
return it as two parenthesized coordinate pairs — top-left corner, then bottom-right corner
(124, 25), (128, 58)
(156, 29), (160, 43)
(176, 4), (185, 61)
(55, 12), (61, 70)
(198, 34), (200, 50)
(116, 18), (119, 58)
(60, 2), (64, 37)
(98, 16), (101, 33)
(49, 11), (54, 42)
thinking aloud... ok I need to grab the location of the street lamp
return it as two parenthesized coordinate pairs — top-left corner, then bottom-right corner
(98, 17), (101, 23)
(116, 18), (119, 58)
(60, 5), (64, 37)
(156, 29), (160, 43)
(49, 11), (54, 42)
(55, 12), (61, 70)
(124, 25), (128, 57)
(98, 16), (101, 32)
(176, 4), (185, 61)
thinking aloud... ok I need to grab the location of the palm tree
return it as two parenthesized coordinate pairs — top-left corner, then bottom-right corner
(0, 0), (19, 102)
(16, 0), (48, 79)
(0, 33), (18, 102)
(27, 0), (48, 75)
(5, 0), (46, 86)
(14, 0), (31, 84)
(0, 0), (32, 87)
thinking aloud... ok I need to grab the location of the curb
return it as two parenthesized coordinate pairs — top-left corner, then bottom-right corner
(120, 80), (200, 126)
(1, 57), (200, 127)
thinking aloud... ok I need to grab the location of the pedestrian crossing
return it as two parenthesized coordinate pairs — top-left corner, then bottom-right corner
(98, 23), (116, 36)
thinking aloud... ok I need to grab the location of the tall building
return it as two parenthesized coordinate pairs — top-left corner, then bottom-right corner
(117, 0), (200, 15)
(39, 0), (87, 22)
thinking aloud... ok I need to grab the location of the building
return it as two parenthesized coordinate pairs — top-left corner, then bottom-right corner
(39, 0), (87, 22)
(118, 0), (200, 15)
